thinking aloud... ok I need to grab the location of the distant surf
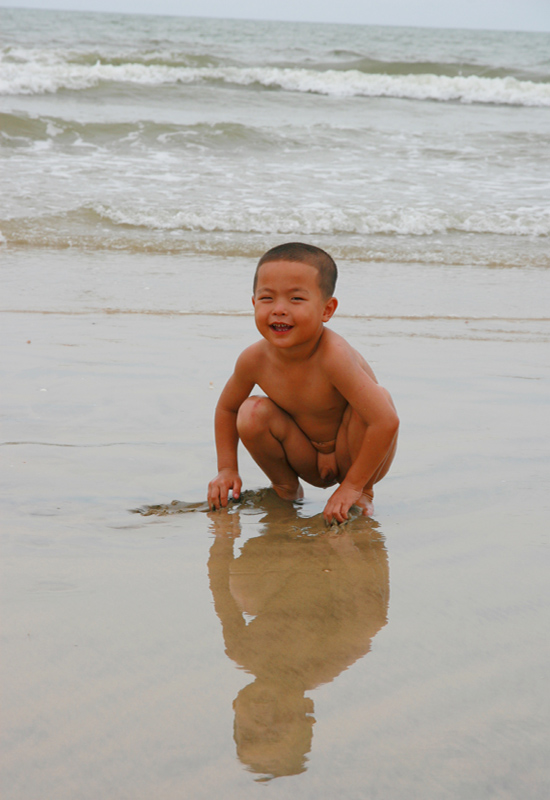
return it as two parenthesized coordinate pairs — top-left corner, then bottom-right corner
(1, 8), (548, 269)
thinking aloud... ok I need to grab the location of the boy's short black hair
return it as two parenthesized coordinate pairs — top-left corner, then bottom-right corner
(254, 242), (338, 299)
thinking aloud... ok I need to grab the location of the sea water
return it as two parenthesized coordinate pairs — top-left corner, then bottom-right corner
(1, 8), (549, 272)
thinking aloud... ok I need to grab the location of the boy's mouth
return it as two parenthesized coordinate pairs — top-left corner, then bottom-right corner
(270, 322), (293, 333)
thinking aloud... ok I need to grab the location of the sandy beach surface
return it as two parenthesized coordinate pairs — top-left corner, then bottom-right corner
(2, 247), (549, 798)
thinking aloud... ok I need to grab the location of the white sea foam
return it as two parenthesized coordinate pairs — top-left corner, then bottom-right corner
(94, 203), (550, 237)
(2, 53), (550, 106)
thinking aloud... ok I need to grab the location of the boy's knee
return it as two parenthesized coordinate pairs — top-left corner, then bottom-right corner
(236, 396), (273, 438)
(381, 386), (398, 414)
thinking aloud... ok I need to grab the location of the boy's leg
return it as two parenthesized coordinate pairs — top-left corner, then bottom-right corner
(335, 394), (398, 515)
(236, 396), (328, 500)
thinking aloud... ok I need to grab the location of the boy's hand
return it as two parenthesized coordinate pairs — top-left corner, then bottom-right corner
(323, 482), (364, 525)
(208, 468), (242, 510)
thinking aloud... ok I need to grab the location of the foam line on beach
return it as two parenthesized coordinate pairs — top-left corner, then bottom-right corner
(1, 440), (171, 448)
(1, 308), (549, 322)
(3, 204), (549, 242)
(4, 309), (546, 341)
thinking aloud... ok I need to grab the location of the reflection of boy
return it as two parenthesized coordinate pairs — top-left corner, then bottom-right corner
(208, 242), (399, 523)
(207, 504), (390, 779)
(233, 681), (314, 780)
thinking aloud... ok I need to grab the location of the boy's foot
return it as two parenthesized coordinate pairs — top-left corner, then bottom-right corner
(271, 481), (304, 502)
(356, 490), (374, 517)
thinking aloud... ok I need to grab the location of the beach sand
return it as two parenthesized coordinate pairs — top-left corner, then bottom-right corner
(2, 249), (549, 798)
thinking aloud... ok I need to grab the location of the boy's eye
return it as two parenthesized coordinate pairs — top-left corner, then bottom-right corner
(292, 296), (305, 302)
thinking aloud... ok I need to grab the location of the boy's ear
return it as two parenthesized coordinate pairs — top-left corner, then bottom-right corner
(251, 295), (256, 307)
(322, 296), (338, 322)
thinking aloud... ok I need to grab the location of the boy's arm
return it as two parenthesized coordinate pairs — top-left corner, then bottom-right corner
(207, 351), (256, 509)
(324, 344), (399, 523)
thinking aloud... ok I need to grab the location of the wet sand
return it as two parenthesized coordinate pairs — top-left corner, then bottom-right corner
(1, 250), (549, 798)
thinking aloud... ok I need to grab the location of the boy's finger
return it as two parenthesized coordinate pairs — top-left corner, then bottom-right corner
(325, 505), (348, 525)
(208, 492), (219, 511)
(208, 483), (223, 510)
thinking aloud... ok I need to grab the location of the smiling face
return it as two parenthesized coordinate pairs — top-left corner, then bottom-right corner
(252, 260), (337, 352)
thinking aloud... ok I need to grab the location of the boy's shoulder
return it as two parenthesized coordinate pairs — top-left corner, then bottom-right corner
(234, 339), (268, 373)
(319, 329), (378, 383)
(318, 328), (359, 363)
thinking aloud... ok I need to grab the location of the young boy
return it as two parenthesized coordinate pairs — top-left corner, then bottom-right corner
(207, 243), (399, 524)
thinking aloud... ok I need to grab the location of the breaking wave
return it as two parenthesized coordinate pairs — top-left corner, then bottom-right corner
(2, 54), (550, 106)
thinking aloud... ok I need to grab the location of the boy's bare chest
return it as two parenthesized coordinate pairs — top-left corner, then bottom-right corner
(255, 359), (344, 421)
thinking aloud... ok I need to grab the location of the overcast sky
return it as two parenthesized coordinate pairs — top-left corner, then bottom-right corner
(1, 0), (549, 32)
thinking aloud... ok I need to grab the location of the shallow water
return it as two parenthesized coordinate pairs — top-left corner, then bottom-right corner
(2, 287), (549, 796)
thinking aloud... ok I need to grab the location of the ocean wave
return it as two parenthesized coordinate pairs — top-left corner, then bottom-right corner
(2, 215), (549, 270)
(92, 203), (550, 237)
(0, 111), (280, 151)
(1, 55), (549, 106)
(312, 56), (541, 82)
(2, 203), (549, 246)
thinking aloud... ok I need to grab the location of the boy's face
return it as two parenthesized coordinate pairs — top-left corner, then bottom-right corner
(252, 260), (337, 350)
